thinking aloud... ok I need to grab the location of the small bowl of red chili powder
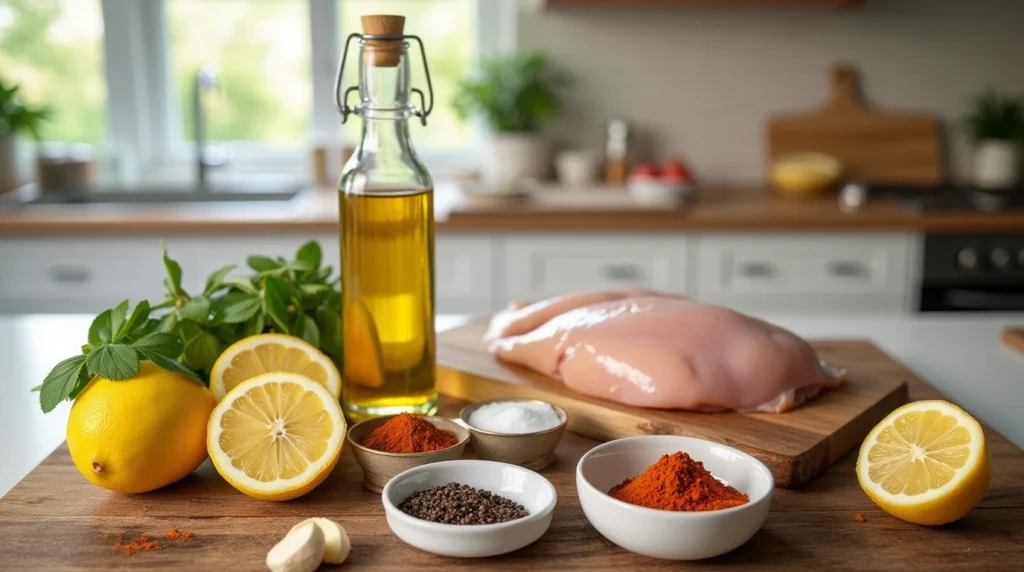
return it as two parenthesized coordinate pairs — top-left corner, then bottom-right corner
(347, 413), (470, 493)
(576, 435), (773, 561)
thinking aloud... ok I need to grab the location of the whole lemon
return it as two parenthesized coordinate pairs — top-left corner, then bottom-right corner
(67, 361), (216, 494)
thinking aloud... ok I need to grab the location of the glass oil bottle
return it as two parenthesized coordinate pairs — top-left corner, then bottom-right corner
(334, 15), (436, 420)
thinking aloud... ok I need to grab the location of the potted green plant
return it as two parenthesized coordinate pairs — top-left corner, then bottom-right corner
(453, 52), (571, 190)
(965, 89), (1024, 189)
(0, 78), (49, 192)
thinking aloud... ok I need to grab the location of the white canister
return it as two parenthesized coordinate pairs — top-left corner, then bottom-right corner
(973, 140), (1020, 189)
(555, 149), (600, 188)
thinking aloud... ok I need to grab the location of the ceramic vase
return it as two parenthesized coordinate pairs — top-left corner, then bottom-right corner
(486, 132), (550, 191)
(973, 140), (1020, 189)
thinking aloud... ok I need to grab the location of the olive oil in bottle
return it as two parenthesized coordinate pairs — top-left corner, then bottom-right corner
(335, 15), (437, 420)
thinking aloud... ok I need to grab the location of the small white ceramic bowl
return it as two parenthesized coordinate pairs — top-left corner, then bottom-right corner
(381, 459), (557, 558)
(627, 177), (693, 207)
(577, 435), (773, 561)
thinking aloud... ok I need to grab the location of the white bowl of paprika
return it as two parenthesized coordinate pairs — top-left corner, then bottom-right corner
(576, 435), (773, 560)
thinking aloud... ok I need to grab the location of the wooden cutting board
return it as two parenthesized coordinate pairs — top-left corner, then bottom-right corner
(437, 319), (909, 488)
(1002, 328), (1024, 354)
(766, 64), (943, 185)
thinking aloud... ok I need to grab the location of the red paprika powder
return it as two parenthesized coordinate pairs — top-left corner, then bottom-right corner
(361, 413), (458, 453)
(608, 451), (749, 511)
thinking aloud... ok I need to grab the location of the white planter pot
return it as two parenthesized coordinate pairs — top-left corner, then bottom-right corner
(0, 134), (20, 193)
(486, 133), (550, 191)
(973, 140), (1020, 189)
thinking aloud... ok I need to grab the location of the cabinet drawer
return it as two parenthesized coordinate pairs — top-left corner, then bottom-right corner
(503, 234), (689, 302)
(696, 233), (913, 313)
(0, 239), (164, 313)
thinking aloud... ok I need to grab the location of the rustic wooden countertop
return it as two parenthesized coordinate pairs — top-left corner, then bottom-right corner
(2, 368), (1022, 570)
(1, 186), (1023, 236)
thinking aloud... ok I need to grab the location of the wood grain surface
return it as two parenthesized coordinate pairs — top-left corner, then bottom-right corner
(5, 187), (1024, 237)
(1, 380), (1022, 571)
(767, 65), (943, 186)
(1002, 328), (1024, 355)
(437, 320), (907, 488)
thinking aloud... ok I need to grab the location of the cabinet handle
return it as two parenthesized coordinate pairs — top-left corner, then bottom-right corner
(828, 261), (868, 278)
(48, 265), (91, 283)
(738, 261), (776, 278)
(602, 264), (642, 281)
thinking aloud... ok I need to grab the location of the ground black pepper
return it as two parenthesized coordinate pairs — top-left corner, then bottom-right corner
(397, 482), (530, 525)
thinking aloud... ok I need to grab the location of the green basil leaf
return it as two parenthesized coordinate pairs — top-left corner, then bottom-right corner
(222, 276), (259, 295)
(243, 312), (266, 338)
(87, 309), (113, 348)
(177, 320), (204, 341)
(293, 313), (320, 348)
(183, 332), (221, 373)
(248, 255), (280, 273)
(263, 276), (292, 334)
(156, 312), (178, 333)
(39, 355), (87, 413)
(30, 384), (42, 392)
(315, 306), (342, 360)
(114, 300), (151, 342)
(220, 295), (262, 324)
(131, 331), (183, 358)
(296, 240), (321, 270)
(137, 349), (204, 386)
(108, 299), (130, 340)
(214, 322), (244, 347)
(162, 243), (184, 297)
(68, 365), (95, 400)
(287, 259), (314, 273)
(177, 295), (211, 323)
(203, 264), (237, 297)
(85, 344), (140, 381)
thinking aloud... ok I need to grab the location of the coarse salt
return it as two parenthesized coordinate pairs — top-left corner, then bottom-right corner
(468, 401), (562, 434)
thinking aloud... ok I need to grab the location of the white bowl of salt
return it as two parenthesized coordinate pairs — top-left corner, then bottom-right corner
(458, 399), (568, 471)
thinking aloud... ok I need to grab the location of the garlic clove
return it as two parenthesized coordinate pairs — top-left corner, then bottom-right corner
(289, 517), (351, 565)
(266, 522), (325, 572)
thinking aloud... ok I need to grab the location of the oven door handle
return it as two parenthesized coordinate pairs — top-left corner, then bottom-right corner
(943, 289), (1024, 310)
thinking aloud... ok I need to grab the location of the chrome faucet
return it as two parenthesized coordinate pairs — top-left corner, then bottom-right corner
(193, 65), (229, 191)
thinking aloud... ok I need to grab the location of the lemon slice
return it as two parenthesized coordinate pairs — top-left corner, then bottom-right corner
(210, 333), (341, 402)
(856, 400), (990, 525)
(207, 372), (346, 501)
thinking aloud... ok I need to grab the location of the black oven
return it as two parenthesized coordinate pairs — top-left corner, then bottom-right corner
(920, 233), (1024, 312)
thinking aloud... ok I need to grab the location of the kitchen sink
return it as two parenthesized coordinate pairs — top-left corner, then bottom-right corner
(19, 181), (305, 206)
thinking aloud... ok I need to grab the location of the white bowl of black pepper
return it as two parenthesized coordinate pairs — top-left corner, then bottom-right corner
(381, 459), (557, 558)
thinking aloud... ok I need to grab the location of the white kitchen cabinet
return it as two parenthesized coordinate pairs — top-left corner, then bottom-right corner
(501, 234), (691, 302)
(0, 238), (165, 314)
(436, 235), (499, 316)
(694, 232), (916, 314)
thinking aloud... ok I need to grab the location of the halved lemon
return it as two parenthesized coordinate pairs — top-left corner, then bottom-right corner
(210, 333), (341, 402)
(207, 372), (346, 501)
(856, 400), (990, 525)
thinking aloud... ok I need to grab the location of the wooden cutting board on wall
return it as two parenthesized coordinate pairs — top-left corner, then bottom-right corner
(1003, 328), (1024, 354)
(766, 65), (944, 185)
(437, 319), (909, 488)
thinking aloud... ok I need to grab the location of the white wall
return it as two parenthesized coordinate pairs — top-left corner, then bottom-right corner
(518, 0), (1024, 185)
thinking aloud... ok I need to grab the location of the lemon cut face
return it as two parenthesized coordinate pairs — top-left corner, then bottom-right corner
(210, 333), (341, 402)
(208, 372), (345, 501)
(856, 400), (989, 525)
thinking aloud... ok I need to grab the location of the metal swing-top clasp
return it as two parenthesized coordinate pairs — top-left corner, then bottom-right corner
(333, 32), (435, 126)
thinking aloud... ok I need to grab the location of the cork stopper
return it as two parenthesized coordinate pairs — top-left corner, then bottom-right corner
(361, 15), (405, 67)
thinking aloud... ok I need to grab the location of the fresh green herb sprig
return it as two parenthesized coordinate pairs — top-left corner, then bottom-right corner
(36, 240), (342, 413)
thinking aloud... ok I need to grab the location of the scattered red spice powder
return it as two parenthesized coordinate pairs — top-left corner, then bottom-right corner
(854, 512), (866, 523)
(361, 412), (458, 453)
(113, 536), (161, 556)
(167, 528), (195, 543)
(608, 451), (750, 512)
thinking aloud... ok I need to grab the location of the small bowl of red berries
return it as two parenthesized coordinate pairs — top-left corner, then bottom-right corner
(627, 158), (695, 207)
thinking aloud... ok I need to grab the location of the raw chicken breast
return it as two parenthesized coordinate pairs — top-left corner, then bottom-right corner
(486, 291), (843, 413)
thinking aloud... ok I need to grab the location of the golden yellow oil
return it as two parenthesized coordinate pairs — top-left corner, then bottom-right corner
(339, 188), (436, 420)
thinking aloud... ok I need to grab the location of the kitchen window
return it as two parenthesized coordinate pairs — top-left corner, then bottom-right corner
(0, 0), (516, 180)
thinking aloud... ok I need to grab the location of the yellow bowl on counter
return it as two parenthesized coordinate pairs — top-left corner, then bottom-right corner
(770, 153), (844, 197)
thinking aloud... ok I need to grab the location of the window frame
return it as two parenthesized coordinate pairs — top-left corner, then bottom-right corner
(98, 0), (516, 180)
